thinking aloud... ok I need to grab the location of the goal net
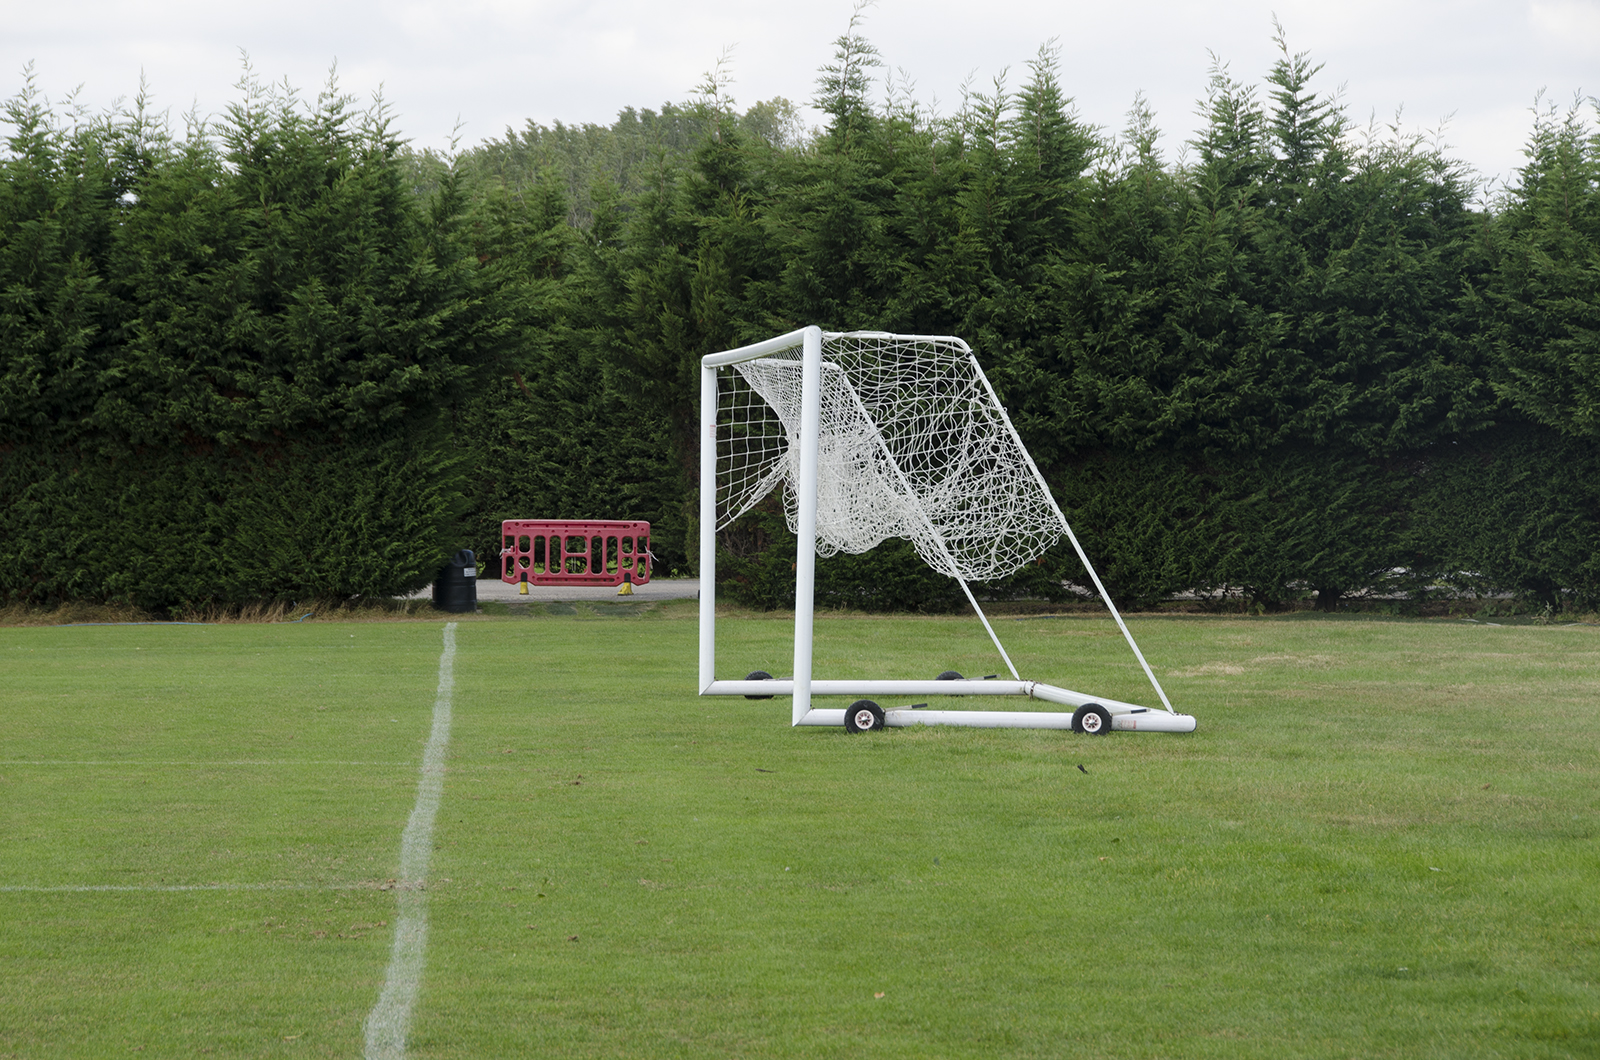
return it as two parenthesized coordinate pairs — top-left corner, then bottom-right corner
(716, 332), (1060, 583)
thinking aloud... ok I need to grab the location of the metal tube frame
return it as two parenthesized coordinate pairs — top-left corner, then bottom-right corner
(698, 328), (1194, 733)
(700, 326), (821, 728)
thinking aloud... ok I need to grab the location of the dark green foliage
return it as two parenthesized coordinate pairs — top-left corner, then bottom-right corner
(813, 4), (883, 155)
(1479, 96), (1600, 437)
(92, 100), (492, 447)
(454, 374), (683, 579)
(460, 95), (806, 230)
(0, 435), (457, 610)
(999, 41), (1488, 466)
(6, 28), (1600, 613)
(716, 508), (1067, 612)
(0, 76), (127, 449)
(1408, 425), (1600, 609)
(0, 73), (515, 608)
(1053, 446), (1407, 610)
(1054, 425), (1600, 613)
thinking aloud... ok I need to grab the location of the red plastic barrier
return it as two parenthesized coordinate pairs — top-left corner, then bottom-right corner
(500, 520), (652, 587)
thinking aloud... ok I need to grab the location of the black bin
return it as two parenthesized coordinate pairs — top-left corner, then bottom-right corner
(432, 549), (478, 613)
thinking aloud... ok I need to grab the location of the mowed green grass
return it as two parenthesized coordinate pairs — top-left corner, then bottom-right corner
(0, 621), (445, 1057)
(3, 607), (1598, 1058)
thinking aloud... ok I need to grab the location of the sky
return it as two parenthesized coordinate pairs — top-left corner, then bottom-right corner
(4, 0), (1596, 193)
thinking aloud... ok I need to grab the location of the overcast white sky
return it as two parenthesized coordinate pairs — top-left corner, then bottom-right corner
(4, 0), (1597, 192)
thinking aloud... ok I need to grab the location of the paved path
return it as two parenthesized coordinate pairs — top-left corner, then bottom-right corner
(411, 576), (700, 604)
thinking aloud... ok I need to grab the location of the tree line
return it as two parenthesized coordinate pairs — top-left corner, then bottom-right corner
(2, 27), (1597, 612)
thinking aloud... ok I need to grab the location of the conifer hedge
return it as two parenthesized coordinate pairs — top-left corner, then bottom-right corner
(4, 31), (1598, 612)
(0, 77), (515, 609)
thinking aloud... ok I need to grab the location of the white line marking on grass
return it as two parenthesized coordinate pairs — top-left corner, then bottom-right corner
(364, 621), (456, 1060)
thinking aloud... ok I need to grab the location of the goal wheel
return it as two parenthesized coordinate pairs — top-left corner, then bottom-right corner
(744, 671), (775, 700)
(844, 700), (885, 733)
(935, 670), (963, 680)
(1072, 704), (1112, 735)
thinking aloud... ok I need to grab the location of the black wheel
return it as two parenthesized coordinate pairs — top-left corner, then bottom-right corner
(844, 699), (885, 733)
(935, 670), (963, 681)
(744, 671), (774, 700)
(1072, 703), (1112, 735)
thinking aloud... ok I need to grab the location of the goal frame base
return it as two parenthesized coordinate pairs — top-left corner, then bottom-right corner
(701, 678), (1197, 732)
(799, 709), (1198, 733)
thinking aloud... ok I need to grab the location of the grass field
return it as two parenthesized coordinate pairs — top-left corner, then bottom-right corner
(2, 603), (1597, 1058)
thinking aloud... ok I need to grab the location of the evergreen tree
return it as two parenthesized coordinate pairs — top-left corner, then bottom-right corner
(0, 71), (125, 448)
(1482, 95), (1600, 436)
(0, 72), (523, 608)
(7, 34), (1597, 613)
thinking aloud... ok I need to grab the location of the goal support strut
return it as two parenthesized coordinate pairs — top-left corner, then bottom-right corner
(698, 326), (1196, 734)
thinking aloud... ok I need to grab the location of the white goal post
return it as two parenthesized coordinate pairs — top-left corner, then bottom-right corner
(698, 326), (1196, 735)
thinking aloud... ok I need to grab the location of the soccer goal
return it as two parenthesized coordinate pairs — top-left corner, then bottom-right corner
(699, 327), (1196, 735)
